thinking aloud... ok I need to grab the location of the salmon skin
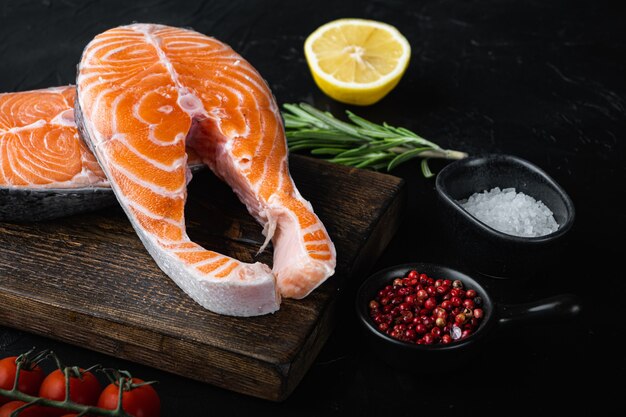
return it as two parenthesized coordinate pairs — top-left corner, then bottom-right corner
(0, 86), (204, 222)
(0, 86), (113, 221)
(76, 23), (336, 316)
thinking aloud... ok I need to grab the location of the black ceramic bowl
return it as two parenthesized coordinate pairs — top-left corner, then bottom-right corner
(435, 154), (575, 279)
(355, 263), (581, 371)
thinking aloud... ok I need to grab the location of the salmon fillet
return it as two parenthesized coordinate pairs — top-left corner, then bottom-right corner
(76, 23), (336, 316)
(0, 86), (106, 189)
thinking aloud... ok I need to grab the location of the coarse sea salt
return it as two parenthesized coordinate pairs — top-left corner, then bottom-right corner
(458, 187), (559, 237)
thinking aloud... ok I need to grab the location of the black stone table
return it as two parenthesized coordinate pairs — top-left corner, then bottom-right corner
(1, 0), (622, 415)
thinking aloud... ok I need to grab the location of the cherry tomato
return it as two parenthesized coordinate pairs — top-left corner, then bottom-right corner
(38, 368), (102, 414)
(0, 357), (45, 405)
(0, 401), (47, 417)
(97, 378), (160, 417)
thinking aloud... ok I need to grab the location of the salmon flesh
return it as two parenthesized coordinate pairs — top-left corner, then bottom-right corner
(75, 24), (336, 316)
(0, 86), (114, 221)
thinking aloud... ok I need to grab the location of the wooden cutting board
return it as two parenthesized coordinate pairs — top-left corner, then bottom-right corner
(0, 155), (405, 402)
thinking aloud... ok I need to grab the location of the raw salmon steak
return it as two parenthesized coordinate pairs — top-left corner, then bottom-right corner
(0, 86), (116, 221)
(0, 86), (106, 189)
(76, 23), (336, 316)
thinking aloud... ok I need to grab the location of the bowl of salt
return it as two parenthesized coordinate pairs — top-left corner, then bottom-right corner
(435, 154), (575, 280)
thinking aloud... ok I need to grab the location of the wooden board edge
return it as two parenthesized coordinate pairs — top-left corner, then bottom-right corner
(0, 293), (288, 401)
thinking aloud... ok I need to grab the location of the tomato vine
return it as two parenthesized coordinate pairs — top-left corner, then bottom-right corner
(0, 348), (159, 417)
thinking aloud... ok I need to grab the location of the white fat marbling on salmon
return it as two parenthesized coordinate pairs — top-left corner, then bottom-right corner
(1, 119), (47, 134)
(50, 109), (76, 127)
(117, 137), (188, 172)
(126, 200), (184, 228)
(106, 157), (186, 197)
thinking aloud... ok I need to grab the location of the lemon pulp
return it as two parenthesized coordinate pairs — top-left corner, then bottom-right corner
(304, 18), (411, 105)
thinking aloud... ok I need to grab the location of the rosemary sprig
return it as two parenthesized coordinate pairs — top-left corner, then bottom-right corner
(282, 103), (467, 177)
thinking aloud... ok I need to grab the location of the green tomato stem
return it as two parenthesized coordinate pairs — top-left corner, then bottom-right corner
(0, 385), (133, 416)
(1, 350), (134, 417)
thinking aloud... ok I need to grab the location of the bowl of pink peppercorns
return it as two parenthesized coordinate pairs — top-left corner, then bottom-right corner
(356, 262), (582, 369)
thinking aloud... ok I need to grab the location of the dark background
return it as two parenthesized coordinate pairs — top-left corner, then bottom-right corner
(1, 0), (624, 415)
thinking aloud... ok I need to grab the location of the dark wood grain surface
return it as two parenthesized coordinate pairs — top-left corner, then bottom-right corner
(0, 154), (405, 401)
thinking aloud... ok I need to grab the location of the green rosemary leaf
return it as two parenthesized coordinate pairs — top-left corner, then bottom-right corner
(283, 119), (311, 129)
(310, 147), (349, 155)
(282, 113), (313, 128)
(337, 140), (407, 158)
(421, 158), (434, 178)
(288, 143), (349, 152)
(331, 154), (386, 165)
(282, 112), (307, 122)
(368, 161), (390, 170)
(283, 103), (328, 129)
(395, 126), (421, 138)
(286, 130), (364, 142)
(384, 123), (413, 137)
(333, 144), (371, 158)
(298, 103), (369, 139)
(355, 155), (389, 168)
(403, 135), (442, 149)
(353, 128), (400, 139)
(346, 111), (389, 132)
(387, 147), (432, 171)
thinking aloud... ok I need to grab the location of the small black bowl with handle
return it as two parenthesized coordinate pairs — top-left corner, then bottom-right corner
(435, 154), (575, 280)
(355, 262), (581, 371)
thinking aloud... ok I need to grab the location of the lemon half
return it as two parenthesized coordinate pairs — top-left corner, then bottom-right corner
(304, 18), (411, 106)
